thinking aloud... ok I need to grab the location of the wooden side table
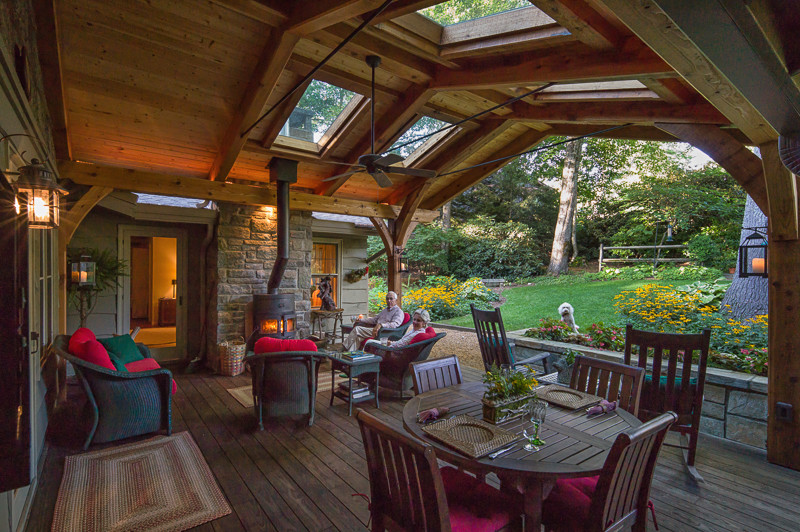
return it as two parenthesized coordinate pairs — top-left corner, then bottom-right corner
(327, 353), (382, 416)
(310, 308), (343, 338)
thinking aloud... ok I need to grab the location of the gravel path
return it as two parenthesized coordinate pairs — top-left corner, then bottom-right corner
(428, 325), (484, 370)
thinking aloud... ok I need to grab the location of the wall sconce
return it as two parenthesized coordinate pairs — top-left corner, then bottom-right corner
(738, 228), (768, 278)
(395, 247), (409, 274)
(11, 158), (66, 229)
(70, 254), (96, 289)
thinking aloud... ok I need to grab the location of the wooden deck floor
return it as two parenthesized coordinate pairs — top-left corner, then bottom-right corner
(27, 364), (800, 532)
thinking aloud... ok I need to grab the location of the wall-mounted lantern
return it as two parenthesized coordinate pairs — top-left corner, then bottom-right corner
(738, 228), (768, 278)
(395, 247), (409, 274)
(12, 159), (66, 229)
(70, 254), (96, 289)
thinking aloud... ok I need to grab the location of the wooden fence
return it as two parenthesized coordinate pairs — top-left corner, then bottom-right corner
(598, 244), (689, 271)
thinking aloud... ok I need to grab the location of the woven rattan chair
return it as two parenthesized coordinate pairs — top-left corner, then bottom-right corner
(471, 304), (547, 372)
(410, 355), (462, 395)
(356, 409), (518, 531)
(52, 335), (172, 450)
(362, 332), (447, 398)
(570, 355), (645, 416)
(542, 411), (677, 532)
(245, 351), (325, 429)
(624, 325), (711, 482)
(340, 312), (412, 345)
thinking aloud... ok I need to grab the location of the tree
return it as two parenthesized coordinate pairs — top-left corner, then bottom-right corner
(547, 138), (583, 275)
(721, 195), (768, 318)
(420, 0), (529, 24)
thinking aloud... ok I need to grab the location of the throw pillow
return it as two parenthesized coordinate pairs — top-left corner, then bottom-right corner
(125, 358), (177, 394)
(99, 334), (144, 372)
(254, 336), (318, 354)
(74, 339), (116, 371)
(68, 327), (96, 355)
(409, 326), (436, 345)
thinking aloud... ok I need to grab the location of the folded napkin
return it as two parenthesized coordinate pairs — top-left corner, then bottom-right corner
(586, 400), (616, 416)
(417, 407), (450, 423)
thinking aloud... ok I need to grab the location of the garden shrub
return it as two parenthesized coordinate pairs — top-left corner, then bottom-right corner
(369, 276), (499, 321)
(523, 319), (625, 352)
(676, 277), (729, 309)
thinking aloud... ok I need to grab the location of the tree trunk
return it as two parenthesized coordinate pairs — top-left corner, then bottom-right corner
(441, 201), (451, 259)
(547, 138), (583, 275)
(721, 195), (768, 318)
(570, 194), (578, 262)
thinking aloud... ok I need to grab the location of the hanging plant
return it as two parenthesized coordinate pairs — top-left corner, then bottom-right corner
(345, 266), (369, 283)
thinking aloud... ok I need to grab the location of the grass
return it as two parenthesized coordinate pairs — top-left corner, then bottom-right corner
(442, 279), (721, 331)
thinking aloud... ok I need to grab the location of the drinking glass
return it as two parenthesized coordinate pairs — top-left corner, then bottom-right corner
(522, 399), (547, 451)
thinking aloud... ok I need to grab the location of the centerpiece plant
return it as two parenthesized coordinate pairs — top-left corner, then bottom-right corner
(481, 365), (538, 424)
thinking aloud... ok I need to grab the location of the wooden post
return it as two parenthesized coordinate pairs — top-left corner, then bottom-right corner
(598, 243), (604, 272)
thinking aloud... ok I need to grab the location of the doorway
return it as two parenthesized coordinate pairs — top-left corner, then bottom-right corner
(119, 226), (187, 362)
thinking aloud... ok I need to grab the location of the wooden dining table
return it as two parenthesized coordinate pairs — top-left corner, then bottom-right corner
(402, 381), (642, 532)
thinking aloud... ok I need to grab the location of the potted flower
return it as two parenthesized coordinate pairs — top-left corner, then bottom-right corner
(481, 365), (538, 424)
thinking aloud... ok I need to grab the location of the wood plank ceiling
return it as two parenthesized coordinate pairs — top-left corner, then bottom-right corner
(42, 0), (774, 215)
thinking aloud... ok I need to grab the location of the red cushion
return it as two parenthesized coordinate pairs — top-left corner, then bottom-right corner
(254, 336), (318, 354)
(125, 358), (177, 395)
(440, 466), (514, 532)
(68, 327), (96, 355)
(73, 339), (116, 371)
(541, 475), (598, 531)
(401, 312), (411, 325)
(409, 326), (436, 345)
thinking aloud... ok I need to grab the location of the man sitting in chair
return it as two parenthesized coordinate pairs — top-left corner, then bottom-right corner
(343, 291), (403, 350)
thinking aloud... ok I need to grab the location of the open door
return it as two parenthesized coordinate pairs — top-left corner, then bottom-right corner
(119, 226), (187, 363)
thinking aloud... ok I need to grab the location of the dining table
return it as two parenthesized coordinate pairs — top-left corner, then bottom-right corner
(402, 381), (642, 532)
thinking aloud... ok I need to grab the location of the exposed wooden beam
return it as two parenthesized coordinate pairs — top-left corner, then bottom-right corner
(394, 181), (430, 248)
(284, 0), (387, 35)
(423, 119), (514, 174)
(761, 140), (798, 241)
(319, 96), (371, 160)
(208, 29), (299, 181)
(439, 6), (556, 45)
(654, 123), (768, 213)
(369, 1), (443, 24)
(507, 101), (728, 124)
(285, 56), (402, 100)
(260, 75), (312, 149)
(527, 0), (623, 50)
(431, 45), (672, 90)
(440, 25), (571, 60)
(595, 0), (778, 144)
(421, 129), (549, 210)
(639, 77), (696, 104)
(60, 161), (439, 222)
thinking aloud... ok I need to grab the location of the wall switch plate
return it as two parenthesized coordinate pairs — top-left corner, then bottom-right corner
(776, 402), (793, 421)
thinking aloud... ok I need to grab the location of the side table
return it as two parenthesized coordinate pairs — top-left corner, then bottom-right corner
(326, 353), (382, 416)
(310, 308), (343, 338)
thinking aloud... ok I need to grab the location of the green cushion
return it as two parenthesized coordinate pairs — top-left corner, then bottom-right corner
(645, 374), (697, 387)
(99, 335), (144, 372)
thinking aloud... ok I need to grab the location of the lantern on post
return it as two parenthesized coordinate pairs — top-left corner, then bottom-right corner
(396, 247), (409, 274)
(12, 159), (66, 229)
(70, 254), (97, 289)
(738, 228), (768, 278)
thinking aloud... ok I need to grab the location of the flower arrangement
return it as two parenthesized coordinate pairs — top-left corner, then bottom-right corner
(482, 365), (538, 424)
(345, 266), (369, 283)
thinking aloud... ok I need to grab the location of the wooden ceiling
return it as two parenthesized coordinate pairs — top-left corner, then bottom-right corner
(36, 0), (798, 217)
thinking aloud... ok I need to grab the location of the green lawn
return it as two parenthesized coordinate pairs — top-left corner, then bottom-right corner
(442, 279), (719, 331)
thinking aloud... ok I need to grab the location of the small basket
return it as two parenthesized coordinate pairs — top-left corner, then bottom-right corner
(219, 337), (246, 376)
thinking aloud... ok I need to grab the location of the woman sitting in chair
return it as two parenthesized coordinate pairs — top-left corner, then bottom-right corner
(365, 308), (430, 348)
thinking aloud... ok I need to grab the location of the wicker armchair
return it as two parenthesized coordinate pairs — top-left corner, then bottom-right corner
(245, 351), (325, 429)
(52, 335), (172, 450)
(362, 332), (446, 398)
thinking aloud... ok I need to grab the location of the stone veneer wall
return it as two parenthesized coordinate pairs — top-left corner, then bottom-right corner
(212, 203), (313, 353)
(510, 334), (769, 449)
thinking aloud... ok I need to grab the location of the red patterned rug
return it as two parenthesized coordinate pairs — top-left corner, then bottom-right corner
(51, 432), (231, 532)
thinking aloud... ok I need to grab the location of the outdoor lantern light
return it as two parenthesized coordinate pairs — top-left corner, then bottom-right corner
(396, 247), (409, 274)
(738, 228), (768, 278)
(12, 159), (66, 229)
(70, 254), (97, 289)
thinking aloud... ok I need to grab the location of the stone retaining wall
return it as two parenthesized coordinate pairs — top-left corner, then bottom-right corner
(509, 332), (769, 449)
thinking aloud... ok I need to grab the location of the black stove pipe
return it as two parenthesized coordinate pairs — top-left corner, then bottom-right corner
(267, 178), (289, 294)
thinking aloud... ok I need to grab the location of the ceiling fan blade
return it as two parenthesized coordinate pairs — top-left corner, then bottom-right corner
(371, 169), (393, 188)
(322, 169), (362, 182)
(384, 166), (437, 179)
(374, 153), (404, 166)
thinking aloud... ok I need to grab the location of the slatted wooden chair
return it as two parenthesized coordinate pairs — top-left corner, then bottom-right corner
(624, 324), (711, 482)
(411, 355), (462, 395)
(356, 409), (519, 532)
(542, 411), (677, 532)
(471, 304), (547, 372)
(570, 355), (645, 416)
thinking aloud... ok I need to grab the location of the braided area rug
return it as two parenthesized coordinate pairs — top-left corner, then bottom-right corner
(51, 432), (231, 532)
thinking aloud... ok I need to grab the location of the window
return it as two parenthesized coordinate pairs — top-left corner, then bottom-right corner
(311, 241), (340, 309)
(280, 81), (356, 143)
(419, 0), (529, 26)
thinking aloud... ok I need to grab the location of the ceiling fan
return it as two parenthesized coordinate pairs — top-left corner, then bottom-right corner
(323, 55), (437, 188)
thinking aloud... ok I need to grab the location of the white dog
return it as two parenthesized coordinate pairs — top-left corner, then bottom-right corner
(558, 302), (579, 333)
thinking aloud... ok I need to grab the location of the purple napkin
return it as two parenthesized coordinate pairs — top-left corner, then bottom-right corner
(587, 400), (616, 416)
(417, 407), (450, 423)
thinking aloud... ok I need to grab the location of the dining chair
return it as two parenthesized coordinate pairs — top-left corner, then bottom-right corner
(623, 324), (711, 482)
(569, 355), (645, 416)
(411, 355), (462, 395)
(356, 409), (519, 532)
(541, 411), (677, 532)
(471, 304), (548, 372)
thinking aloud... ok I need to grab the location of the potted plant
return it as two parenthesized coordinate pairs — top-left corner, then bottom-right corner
(554, 348), (580, 384)
(67, 247), (127, 328)
(481, 365), (539, 424)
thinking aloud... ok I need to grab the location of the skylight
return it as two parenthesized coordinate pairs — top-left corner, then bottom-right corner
(388, 116), (450, 158)
(280, 80), (355, 143)
(419, 0), (529, 26)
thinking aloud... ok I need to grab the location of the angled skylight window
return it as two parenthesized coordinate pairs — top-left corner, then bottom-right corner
(419, 0), (529, 25)
(280, 80), (355, 143)
(387, 116), (450, 158)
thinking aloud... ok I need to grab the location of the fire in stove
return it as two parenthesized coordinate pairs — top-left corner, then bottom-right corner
(259, 316), (295, 335)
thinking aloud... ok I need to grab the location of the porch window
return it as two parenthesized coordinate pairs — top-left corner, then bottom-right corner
(311, 242), (339, 309)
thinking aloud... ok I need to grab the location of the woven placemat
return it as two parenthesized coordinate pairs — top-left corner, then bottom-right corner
(422, 415), (519, 458)
(536, 385), (601, 409)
